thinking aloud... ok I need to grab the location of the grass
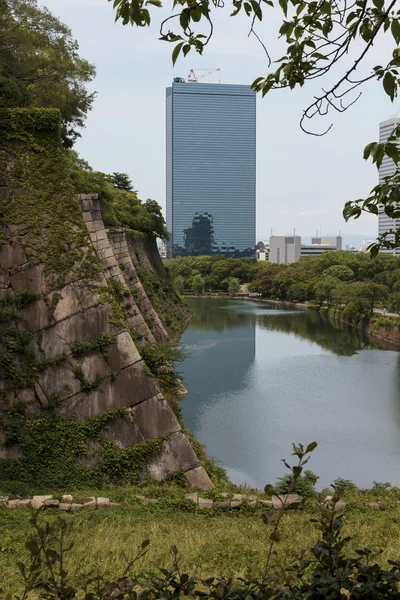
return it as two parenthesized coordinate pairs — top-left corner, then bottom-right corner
(2, 488), (400, 594)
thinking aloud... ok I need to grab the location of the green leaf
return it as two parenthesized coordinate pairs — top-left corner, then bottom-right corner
(180, 9), (189, 30)
(391, 19), (400, 44)
(183, 43), (191, 56)
(250, 0), (263, 20)
(305, 441), (318, 454)
(172, 41), (184, 65)
(383, 71), (396, 102)
(278, 0), (288, 16)
(363, 142), (377, 160)
(372, 0), (384, 8)
(270, 530), (281, 542)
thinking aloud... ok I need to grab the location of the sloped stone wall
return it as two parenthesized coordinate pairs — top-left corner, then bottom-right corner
(107, 228), (168, 341)
(0, 108), (212, 489)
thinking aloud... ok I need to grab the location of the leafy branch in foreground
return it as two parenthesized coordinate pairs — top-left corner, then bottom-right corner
(109, 0), (400, 253)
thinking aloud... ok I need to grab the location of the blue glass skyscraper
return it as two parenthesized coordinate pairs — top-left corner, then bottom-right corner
(166, 79), (256, 258)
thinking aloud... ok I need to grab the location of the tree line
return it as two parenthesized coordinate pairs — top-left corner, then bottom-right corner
(166, 252), (400, 321)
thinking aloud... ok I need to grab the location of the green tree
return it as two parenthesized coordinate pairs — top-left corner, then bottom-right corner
(1, 0), (95, 147)
(174, 275), (185, 294)
(111, 0), (400, 252)
(191, 274), (205, 295)
(227, 277), (240, 295)
(313, 276), (340, 307)
(109, 172), (134, 191)
(322, 265), (354, 282)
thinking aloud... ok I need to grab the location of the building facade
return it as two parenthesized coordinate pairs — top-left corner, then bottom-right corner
(166, 79), (256, 258)
(378, 115), (400, 254)
(268, 235), (342, 263)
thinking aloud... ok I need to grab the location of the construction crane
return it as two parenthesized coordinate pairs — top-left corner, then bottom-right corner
(187, 68), (221, 83)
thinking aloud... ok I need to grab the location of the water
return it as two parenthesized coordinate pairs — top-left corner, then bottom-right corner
(179, 297), (400, 489)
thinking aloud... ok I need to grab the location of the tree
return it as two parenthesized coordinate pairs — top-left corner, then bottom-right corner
(313, 276), (340, 307)
(1, 0), (95, 147)
(109, 172), (135, 191)
(322, 265), (354, 282)
(226, 277), (240, 295)
(191, 274), (205, 295)
(111, 0), (400, 252)
(174, 275), (185, 294)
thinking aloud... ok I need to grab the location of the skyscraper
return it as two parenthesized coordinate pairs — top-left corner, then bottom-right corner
(166, 79), (256, 258)
(378, 115), (400, 254)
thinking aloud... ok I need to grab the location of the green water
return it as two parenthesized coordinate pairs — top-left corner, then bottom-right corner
(179, 298), (400, 489)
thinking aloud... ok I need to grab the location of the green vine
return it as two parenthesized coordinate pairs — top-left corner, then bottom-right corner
(70, 334), (114, 357)
(0, 409), (166, 490)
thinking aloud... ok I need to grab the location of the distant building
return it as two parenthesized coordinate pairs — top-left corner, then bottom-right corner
(269, 236), (301, 264)
(300, 236), (342, 257)
(268, 235), (342, 264)
(166, 79), (256, 258)
(378, 115), (400, 254)
(158, 243), (167, 259)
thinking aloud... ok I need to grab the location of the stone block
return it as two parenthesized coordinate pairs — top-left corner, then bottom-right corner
(96, 229), (108, 241)
(44, 499), (60, 508)
(71, 351), (111, 382)
(334, 499), (347, 512)
(7, 499), (31, 509)
(90, 232), (97, 243)
(62, 363), (159, 418)
(147, 432), (199, 482)
(72, 280), (104, 310)
(102, 416), (145, 447)
(230, 501), (241, 509)
(62, 495), (73, 502)
(127, 314), (146, 329)
(49, 284), (82, 322)
(132, 395), (180, 440)
(185, 466), (214, 490)
(0, 244), (26, 270)
(106, 331), (141, 372)
(32, 495), (53, 509)
(184, 493), (198, 503)
(39, 304), (118, 361)
(9, 265), (43, 294)
(214, 501), (230, 509)
(81, 199), (94, 211)
(86, 220), (104, 233)
(97, 497), (110, 507)
(95, 238), (109, 250)
(198, 498), (213, 509)
(101, 256), (118, 269)
(38, 363), (81, 400)
(366, 502), (381, 510)
(272, 494), (300, 509)
(71, 503), (84, 511)
(84, 500), (97, 509)
(59, 503), (72, 511)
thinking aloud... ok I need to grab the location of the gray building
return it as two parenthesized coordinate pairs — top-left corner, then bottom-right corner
(269, 235), (342, 263)
(378, 115), (400, 254)
(166, 79), (256, 257)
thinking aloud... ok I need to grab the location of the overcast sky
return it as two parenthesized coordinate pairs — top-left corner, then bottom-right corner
(41, 0), (397, 241)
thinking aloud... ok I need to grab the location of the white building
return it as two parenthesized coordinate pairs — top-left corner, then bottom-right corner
(301, 236), (342, 257)
(269, 236), (301, 264)
(268, 235), (342, 264)
(378, 115), (400, 254)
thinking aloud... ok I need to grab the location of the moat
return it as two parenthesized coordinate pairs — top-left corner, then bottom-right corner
(179, 297), (400, 489)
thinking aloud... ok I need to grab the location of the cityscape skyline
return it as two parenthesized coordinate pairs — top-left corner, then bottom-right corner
(38, 0), (396, 239)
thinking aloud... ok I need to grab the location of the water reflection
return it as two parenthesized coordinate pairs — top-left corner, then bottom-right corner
(180, 298), (400, 488)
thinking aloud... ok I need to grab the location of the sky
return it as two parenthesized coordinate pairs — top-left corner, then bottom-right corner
(41, 0), (398, 241)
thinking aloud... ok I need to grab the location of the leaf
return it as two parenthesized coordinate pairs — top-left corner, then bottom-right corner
(363, 142), (377, 160)
(305, 441), (318, 454)
(278, 0), (288, 16)
(250, 0), (263, 20)
(372, 0), (384, 8)
(391, 19), (400, 44)
(141, 539), (150, 548)
(270, 530), (281, 542)
(383, 71), (396, 102)
(172, 41), (184, 66)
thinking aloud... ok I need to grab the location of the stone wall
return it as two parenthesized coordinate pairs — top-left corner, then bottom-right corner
(0, 108), (212, 489)
(107, 228), (168, 341)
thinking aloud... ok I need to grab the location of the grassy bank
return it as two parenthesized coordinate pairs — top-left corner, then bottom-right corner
(3, 487), (400, 594)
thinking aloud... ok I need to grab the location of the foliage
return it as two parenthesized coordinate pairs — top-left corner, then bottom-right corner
(66, 151), (169, 241)
(111, 0), (400, 252)
(109, 172), (135, 191)
(274, 469), (319, 499)
(191, 274), (205, 295)
(69, 334), (114, 357)
(9, 442), (400, 598)
(0, 0), (95, 147)
(0, 410), (166, 490)
(167, 253), (400, 325)
(225, 277), (240, 295)
(140, 340), (188, 401)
